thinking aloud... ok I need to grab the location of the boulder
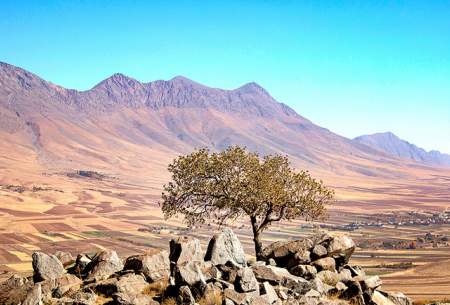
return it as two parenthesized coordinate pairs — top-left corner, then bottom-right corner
(22, 283), (42, 305)
(32, 252), (65, 282)
(224, 288), (258, 305)
(326, 235), (355, 266)
(262, 239), (313, 267)
(114, 292), (157, 305)
(372, 291), (397, 305)
(54, 251), (74, 267)
(311, 245), (327, 259)
(312, 258), (336, 272)
(236, 267), (259, 293)
(252, 265), (307, 286)
(357, 275), (382, 292)
(71, 290), (97, 305)
(261, 282), (279, 305)
(205, 228), (247, 267)
(170, 236), (203, 265)
(42, 274), (82, 298)
(178, 285), (195, 305)
(68, 254), (91, 277)
(116, 273), (148, 296)
(85, 250), (123, 280)
(174, 260), (210, 286)
(289, 265), (317, 280)
(124, 250), (170, 282)
(0, 274), (32, 305)
(379, 291), (412, 305)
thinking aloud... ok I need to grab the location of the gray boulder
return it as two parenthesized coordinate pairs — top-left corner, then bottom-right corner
(54, 251), (74, 267)
(85, 250), (123, 280)
(170, 236), (203, 264)
(236, 267), (259, 293)
(326, 235), (355, 266)
(124, 250), (170, 281)
(379, 291), (412, 305)
(261, 282), (279, 305)
(22, 283), (42, 305)
(32, 252), (65, 282)
(289, 265), (317, 280)
(312, 257), (336, 272)
(205, 228), (247, 267)
(262, 239), (313, 268)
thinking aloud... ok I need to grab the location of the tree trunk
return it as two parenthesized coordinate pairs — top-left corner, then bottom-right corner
(251, 216), (264, 260)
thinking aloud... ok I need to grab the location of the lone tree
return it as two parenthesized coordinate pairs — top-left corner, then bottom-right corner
(161, 146), (334, 259)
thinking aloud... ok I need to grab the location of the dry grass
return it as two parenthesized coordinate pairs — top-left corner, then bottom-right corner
(161, 297), (177, 305)
(142, 279), (169, 298)
(198, 289), (223, 305)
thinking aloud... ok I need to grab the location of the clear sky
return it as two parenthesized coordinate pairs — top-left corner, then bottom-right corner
(1, 1), (449, 153)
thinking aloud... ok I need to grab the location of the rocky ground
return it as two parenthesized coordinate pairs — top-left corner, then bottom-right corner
(0, 228), (415, 305)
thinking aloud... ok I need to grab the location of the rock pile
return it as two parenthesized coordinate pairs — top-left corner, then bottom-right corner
(0, 229), (412, 305)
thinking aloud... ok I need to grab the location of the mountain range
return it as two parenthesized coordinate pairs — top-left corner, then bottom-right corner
(0, 61), (449, 203)
(355, 132), (450, 167)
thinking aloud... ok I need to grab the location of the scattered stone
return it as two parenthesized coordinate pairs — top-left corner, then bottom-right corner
(170, 236), (203, 264)
(379, 291), (413, 305)
(54, 251), (74, 267)
(85, 250), (123, 280)
(22, 283), (42, 305)
(326, 235), (355, 266)
(311, 245), (327, 259)
(32, 252), (65, 282)
(205, 228), (247, 267)
(261, 282), (279, 304)
(236, 267), (259, 293)
(71, 290), (97, 305)
(124, 250), (170, 282)
(289, 265), (317, 280)
(312, 257), (336, 272)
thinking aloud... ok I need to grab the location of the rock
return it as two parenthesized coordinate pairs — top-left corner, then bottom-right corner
(341, 279), (363, 300)
(54, 251), (74, 267)
(250, 295), (272, 305)
(174, 260), (210, 286)
(262, 239), (313, 267)
(32, 252), (65, 282)
(85, 250), (123, 280)
(358, 275), (382, 292)
(205, 228), (247, 267)
(252, 265), (307, 286)
(261, 282), (279, 304)
(236, 267), (259, 293)
(68, 254), (91, 277)
(379, 291), (413, 305)
(42, 274), (82, 298)
(343, 265), (365, 277)
(116, 273), (148, 296)
(316, 271), (340, 286)
(72, 290), (97, 305)
(22, 283), (42, 305)
(114, 292), (157, 305)
(0, 274), (32, 305)
(124, 250), (170, 281)
(312, 258), (336, 272)
(224, 288), (258, 305)
(86, 277), (118, 296)
(170, 236), (203, 265)
(178, 285), (195, 305)
(311, 245), (327, 259)
(372, 291), (397, 305)
(289, 265), (317, 280)
(326, 236), (355, 267)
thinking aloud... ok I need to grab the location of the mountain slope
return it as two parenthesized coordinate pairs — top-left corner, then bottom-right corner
(0, 61), (449, 195)
(354, 132), (450, 167)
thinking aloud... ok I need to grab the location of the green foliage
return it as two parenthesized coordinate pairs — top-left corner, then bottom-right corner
(161, 146), (334, 256)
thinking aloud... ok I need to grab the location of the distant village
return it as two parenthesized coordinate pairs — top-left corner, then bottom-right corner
(320, 210), (450, 231)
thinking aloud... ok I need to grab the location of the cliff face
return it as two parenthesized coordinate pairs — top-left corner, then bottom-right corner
(0, 229), (412, 305)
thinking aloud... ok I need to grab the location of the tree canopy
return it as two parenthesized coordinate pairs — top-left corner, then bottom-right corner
(161, 146), (334, 259)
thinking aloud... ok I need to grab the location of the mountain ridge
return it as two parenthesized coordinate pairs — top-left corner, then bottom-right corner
(354, 132), (450, 167)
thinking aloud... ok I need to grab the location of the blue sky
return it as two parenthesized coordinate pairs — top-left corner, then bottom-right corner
(1, 1), (449, 153)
